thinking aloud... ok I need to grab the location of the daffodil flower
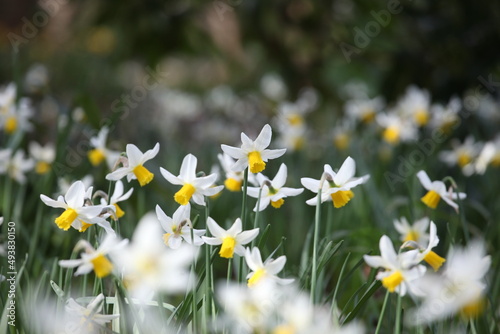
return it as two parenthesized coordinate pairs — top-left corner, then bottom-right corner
(397, 85), (431, 127)
(29, 141), (55, 175)
(59, 234), (128, 278)
(393, 216), (430, 244)
(156, 203), (205, 249)
(439, 136), (482, 175)
(0, 90), (33, 134)
(301, 156), (369, 208)
(202, 218), (259, 259)
(416, 170), (466, 212)
(363, 235), (426, 295)
(65, 294), (119, 333)
(40, 180), (115, 234)
(407, 241), (491, 325)
(410, 221), (446, 272)
(106, 142), (159, 187)
(160, 153), (223, 206)
(247, 163), (303, 211)
(0, 149), (34, 184)
(88, 127), (120, 169)
(221, 124), (286, 174)
(376, 112), (418, 144)
(99, 180), (133, 219)
(218, 153), (244, 192)
(245, 247), (294, 287)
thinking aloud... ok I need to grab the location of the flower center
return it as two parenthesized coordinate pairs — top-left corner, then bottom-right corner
(219, 236), (236, 259)
(330, 190), (354, 208)
(287, 114), (303, 126)
(174, 183), (196, 205)
(224, 178), (242, 192)
(271, 198), (285, 208)
(460, 298), (485, 319)
(414, 109), (429, 126)
(457, 153), (471, 168)
(248, 268), (266, 287)
(35, 161), (51, 174)
(423, 251), (446, 271)
(334, 133), (349, 151)
(404, 230), (420, 242)
(91, 254), (113, 278)
(248, 151), (266, 174)
(133, 164), (154, 186)
(421, 190), (441, 209)
(4, 116), (17, 134)
(381, 270), (404, 292)
(55, 208), (78, 231)
(88, 149), (106, 166)
(383, 126), (400, 144)
(114, 203), (125, 218)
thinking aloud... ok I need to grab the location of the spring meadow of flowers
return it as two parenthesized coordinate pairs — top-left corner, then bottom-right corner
(0, 67), (499, 334)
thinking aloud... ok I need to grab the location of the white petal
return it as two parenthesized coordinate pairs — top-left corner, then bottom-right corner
(280, 187), (304, 197)
(140, 142), (160, 164)
(300, 177), (320, 192)
(200, 185), (224, 197)
(236, 228), (259, 245)
(416, 170), (432, 190)
(253, 124), (272, 150)
(191, 193), (206, 206)
(333, 156), (356, 186)
(265, 256), (286, 274)
(156, 205), (173, 232)
(202, 236), (222, 245)
(379, 235), (397, 266)
(231, 158), (248, 172)
(58, 259), (83, 268)
(221, 145), (246, 159)
(180, 154), (197, 181)
(40, 194), (67, 209)
(169, 236), (183, 249)
(160, 167), (184, 185)
(272, 163), (288, 188)
(192, 173), (217, 189)
(126, 144), (143, 167)
(363, 255), (389, 269)
(106, 167), (131, 181)
(226, 218), (242, 235)
(65, 181), (85, 208)
(206, 217), (226, 238)
(261, 148), (286, 161)
(173, 203), (191, 224)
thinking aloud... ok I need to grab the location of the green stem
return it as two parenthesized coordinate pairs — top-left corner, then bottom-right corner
(375, 290), (390, 334)
(250, 188), (262, 248)
(238, 169), (249, 283)
(226, 259), (232, 285)
(310, 187), (322, 304)
(394, 292), (402, 334)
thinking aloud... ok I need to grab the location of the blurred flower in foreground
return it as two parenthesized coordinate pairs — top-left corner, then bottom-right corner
(221, 124), (286, 174)
(344, 96), (384, 124)
(247, 163), (303, 211)
(40, 180), (115, 234)
(111, 212), (197, 300)
(29, 141), (55, 175)
(439, 136), (482, 175)
(99, 180), (133, 219)
(301, 156), (369, 208)
(88, 127), (120, 169)
(376, 111), (418, 145)
(416, 170), (466, 212)
(106, 142), (159, 186)
(156, 203), (205, 249)
(161, 153), (223, 206)
(0, 149), (34, 183)
(394, 216), (430, 244)
(407, 241), (491, 325)
(59, 234), (128, 278)
(244, 247), (294, 287)
(202, 217), (259, 259)
(363, 235), (425, 295)
(429, 97), (461, 133)
(65, 294), (119, 334)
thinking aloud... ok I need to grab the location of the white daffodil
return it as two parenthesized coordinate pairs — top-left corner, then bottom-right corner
(397, 85), (431, 126)
(376, 111), (418, 144)
(429, 97), (461, 132)
(65, 294), (119, 334)
(475, 135), (500, 174)
(40, 180), (115, 234)
(221, 124), (286, 174)
(1, 98), (33, 134)
(344, 96), (384, 124)
(88, 127), (120, 169)
(363, 235), (426, 295)
(247, 163), (303, 211)
(412, 221), (446, 272)
(0, 83), (16, 114)
(218, 153), (244, 192)
(393, 216), (430, 245)
(301, 156), (369, 208)
(160, 153), (223, 206)
(59, 234), (128, 278)
(156, 203), (205, 249)
(28, 141), (55, 175)
(202, 218), (259, 259)
(407, 241), (491, 325)
(245, 247), (294, 287)
(106, 142), (159, 187)
(416, 170), (466, 212)
(0, 149), (34, 184)
(99, 180), (133, 219)
(111, 212), (197, 300)
(439, 136), (482, 175)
